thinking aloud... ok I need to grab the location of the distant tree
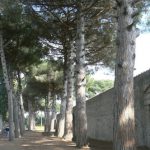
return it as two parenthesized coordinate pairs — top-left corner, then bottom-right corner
(86, 76), (114, 99)
(23, 60), (63, 131)
(137, 1), (150, 32)
(0, 0), (49, 137)
(24, 1), (116, 141)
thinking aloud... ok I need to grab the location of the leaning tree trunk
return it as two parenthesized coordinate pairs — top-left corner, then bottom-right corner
(0, 31), (14, 141)
(57, 52), (68, 138)
(113, 1), (137, 150)
(17, 70), (25, 136)
(75, 6), (87, 148)
(64, 42), (75, 140)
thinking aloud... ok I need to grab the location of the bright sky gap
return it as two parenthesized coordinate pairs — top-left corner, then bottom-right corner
(94, 32), (150, 80)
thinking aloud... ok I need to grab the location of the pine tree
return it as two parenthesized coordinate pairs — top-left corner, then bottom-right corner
(0, 31), (14, 141)
(113, 0), (142, 150)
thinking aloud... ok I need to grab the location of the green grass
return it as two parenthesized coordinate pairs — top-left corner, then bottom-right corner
(35, 126), (44, 131)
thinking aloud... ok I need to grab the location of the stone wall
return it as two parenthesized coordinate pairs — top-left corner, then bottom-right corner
(86, 89), (114, 141)
(86, 69), (150, 148)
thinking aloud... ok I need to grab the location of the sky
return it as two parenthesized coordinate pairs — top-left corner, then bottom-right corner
(134, 33), (150, 75)
(93, 32), (150, 80)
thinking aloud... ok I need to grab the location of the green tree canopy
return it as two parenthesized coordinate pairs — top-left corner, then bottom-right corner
(23, 59), (63, 112)
(86, 75), (114, 98)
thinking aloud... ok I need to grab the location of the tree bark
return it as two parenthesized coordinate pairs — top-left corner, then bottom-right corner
(113, 1), (137, 150)
(50, 97), (56, 133)
(13, 93), (20, 138)
(28, 99), (35, 131)
(0, 115), (3, 133)
(10, 72), (20, 138)
(57, 93), (66, 137)
(44, 91), (51, 133)
(0, 31), (14, 141)
(64, 42), (75, 140)
(75, 6), (87, 148)
(57, 52), (67, 138)
(17, 70), (25, 136)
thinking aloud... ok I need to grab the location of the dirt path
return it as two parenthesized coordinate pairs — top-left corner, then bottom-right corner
(0, 131), (149, 150)
(0, 131), (90, 150)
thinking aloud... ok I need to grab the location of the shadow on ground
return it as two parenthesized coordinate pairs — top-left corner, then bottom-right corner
(0, 131), (150, 150)
(89, 138), (150, 150)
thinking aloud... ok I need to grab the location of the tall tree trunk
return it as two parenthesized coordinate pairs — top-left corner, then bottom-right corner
(75, 6), (87, 148)
(17, 70), (25, 136)
(57, 52), (67, 137)
(0, 115), (3, 133)
(10, 72), (20, 138)
(44, 98), (47, 132)
(57, 93), (66, 137)
(45, 61), (52, 133)
(28, 99), (35, 131)
(13, 93), (20, 138)
(10, 73), (20, 138)
(113, 1), (137, 150)
(44, 103), (47, 132)
(64, 42), (75, 140)
(44, 91), (51, 133)
(50, 97), (56, 133)
(0, 31), (14, 141)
